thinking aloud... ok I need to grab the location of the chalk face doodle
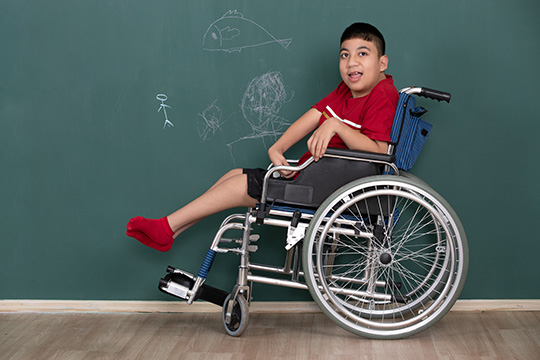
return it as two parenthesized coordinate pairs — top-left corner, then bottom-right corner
(156, 94), (174, 129)
(196, 72), (293, 163)
(240, 71), (291, 140)
(203, 10), (292, 53)
(197, 99), (224, 141)
(225, 71), (293, 161)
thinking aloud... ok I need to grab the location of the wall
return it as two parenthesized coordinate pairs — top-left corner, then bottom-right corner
(1, 0), (539, 301)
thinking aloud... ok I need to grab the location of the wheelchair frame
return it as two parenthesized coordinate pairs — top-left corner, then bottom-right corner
(158, 87), (468, 339)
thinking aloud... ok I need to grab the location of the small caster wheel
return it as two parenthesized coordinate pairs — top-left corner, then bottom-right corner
(222, 293), (249, 337)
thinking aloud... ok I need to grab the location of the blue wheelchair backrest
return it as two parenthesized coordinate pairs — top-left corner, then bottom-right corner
(390, 93), (433, 172)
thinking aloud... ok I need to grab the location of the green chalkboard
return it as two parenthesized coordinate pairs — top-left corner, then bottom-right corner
(1, 0), (539, 301)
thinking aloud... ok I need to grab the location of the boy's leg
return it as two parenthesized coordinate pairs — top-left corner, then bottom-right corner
(165, 169), (248, 238)
(126, 169), (257, 251)
(206, 168), (244, 192)
(167, 169), (257, 235)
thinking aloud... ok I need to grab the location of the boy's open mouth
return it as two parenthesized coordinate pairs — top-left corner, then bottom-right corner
(348, 71), (363, 81)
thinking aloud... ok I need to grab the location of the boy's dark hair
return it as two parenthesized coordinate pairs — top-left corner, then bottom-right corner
(340, 23), (386, 56)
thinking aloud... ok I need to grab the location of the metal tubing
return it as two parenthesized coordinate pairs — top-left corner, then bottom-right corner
(323, 153), (399, 174)
(259, 217), (294, 228)
(219, 213), (247, 228)
(283, 249), (294, 273)
(399, 86), (423, 95)
(329, 274), (386, 288)
(248, 262), (388, 288)
(247, 274), (309, 290)
(187, 276), (205, 305)
(261, 216), (371, 238)
(247, 274), (391, 301)
(236, 211), (253, 288)
(249, 262), (298, 276)
(210, 222), (245, 252)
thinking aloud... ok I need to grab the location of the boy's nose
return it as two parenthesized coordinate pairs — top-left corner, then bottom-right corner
(348, 55), (360, 66)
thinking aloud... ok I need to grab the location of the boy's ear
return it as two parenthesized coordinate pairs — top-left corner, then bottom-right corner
(379, 55), (389, 72)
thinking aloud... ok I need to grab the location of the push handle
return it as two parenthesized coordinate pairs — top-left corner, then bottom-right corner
(419, 87), (451, 103)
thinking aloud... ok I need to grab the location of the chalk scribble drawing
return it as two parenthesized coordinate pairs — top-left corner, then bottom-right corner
(156, 94), (174, 129)
(227, 71), (293, 160)
(197, 99), (224, 141)
(203, 10), (292, 53)
(195, 72), (293, 163)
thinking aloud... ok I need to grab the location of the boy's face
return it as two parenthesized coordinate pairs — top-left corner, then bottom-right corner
(339, 38), (388, 98)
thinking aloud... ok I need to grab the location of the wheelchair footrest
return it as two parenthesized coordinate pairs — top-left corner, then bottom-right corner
(158, 267), (228, 307)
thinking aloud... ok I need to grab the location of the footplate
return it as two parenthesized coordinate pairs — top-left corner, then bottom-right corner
(158, 266), (228, 306)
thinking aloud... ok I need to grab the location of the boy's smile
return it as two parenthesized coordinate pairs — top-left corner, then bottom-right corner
(339, 38), (388, 98)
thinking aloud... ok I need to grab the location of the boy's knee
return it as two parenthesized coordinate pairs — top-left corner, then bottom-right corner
(227, 168), (244, 177)
(216, 168), (245, 184)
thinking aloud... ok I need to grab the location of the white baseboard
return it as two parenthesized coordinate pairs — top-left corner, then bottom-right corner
(1, 299), (539, 314)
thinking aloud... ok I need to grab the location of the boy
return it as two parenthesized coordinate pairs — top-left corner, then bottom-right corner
(127, 23), (399, 252)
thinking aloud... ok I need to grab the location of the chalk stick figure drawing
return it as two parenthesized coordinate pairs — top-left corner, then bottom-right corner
(226, 71), (293, 161)
(197, 99), (224, 141)
(203, 10), (292, 53)
(157, 94), (174, 129)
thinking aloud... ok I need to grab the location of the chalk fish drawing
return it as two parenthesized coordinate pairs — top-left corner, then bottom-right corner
(203, 10), (292, 53)
(197, 99), (224, 141)
(227, 71), (293, 162)
(157, 94), (174, 129)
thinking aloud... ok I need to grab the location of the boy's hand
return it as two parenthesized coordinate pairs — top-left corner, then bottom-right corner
(268, 147), (297, 178)
(307, 117), (340, 161)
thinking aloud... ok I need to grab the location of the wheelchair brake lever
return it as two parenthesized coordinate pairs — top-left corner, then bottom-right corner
(285, 211), (307, 250)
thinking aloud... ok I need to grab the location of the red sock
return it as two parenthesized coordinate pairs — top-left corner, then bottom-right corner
(126, 217), (174, 252)
(127, 229), (172, 252)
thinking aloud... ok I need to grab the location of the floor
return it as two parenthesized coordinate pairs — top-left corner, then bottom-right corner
(1, 311), (539, 359)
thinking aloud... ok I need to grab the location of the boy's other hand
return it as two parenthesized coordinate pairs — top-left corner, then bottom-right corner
(268, 147), (297, 179)
(307, 117), (340, 161)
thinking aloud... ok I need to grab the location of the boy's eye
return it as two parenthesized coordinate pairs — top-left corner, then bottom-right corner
(340, 53), (349, 59)
(359, 52), (367, 56)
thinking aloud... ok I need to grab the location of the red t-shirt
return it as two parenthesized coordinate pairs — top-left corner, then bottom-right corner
(299, 74), (398, 163)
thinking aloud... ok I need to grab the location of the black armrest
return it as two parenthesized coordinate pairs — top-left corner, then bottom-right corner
(265, 148), (393, 209)
(325, 148), (395, 164)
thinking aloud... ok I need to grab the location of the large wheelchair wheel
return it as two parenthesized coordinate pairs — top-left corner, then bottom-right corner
(302, 175), (468, 339)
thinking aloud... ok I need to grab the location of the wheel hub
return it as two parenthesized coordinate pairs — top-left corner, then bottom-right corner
(379, 252), (393, 265)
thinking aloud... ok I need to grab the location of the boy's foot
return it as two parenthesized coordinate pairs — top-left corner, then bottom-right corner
(126, 229), (173, 252)
(126, 217), (174, 252)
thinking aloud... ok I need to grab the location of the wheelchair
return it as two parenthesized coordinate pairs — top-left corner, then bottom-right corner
(158, 86), (468, 339)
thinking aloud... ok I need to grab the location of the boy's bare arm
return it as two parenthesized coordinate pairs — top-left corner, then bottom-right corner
(307, 117), (388, 161)
(268, 108), (321, 177)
